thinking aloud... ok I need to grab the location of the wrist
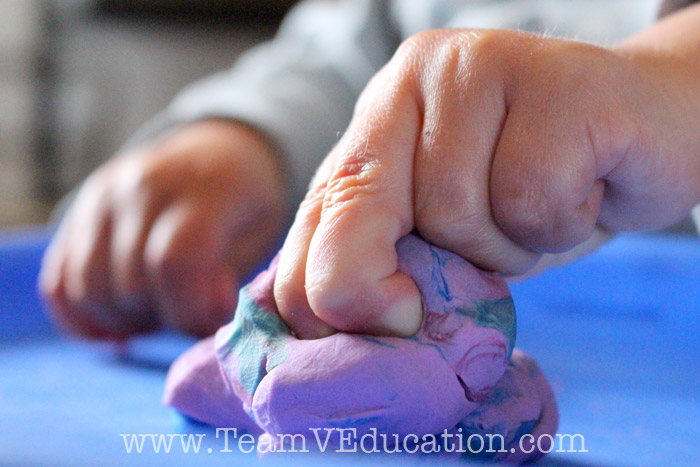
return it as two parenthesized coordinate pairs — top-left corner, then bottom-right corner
(619, 43), (700, 181)
(612, 5), (700, 149)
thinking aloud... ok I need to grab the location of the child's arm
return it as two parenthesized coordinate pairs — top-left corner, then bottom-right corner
(273, 5), (700, 339)
(121, 0), (401, 207)
(39, 0), (400, 338)
(39, 120), (286, 338)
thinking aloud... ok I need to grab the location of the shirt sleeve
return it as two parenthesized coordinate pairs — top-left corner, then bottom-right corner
(121, 0), (401, 208)
(691, 205), (700, 235)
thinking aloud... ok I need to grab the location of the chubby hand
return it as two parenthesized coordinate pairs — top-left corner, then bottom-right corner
(274, 28), (700, 339)
(39, 120), (287, 338)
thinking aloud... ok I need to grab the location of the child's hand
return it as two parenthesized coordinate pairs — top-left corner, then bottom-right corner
(273, 27), (700, 339)
(39, 120), (287, 338)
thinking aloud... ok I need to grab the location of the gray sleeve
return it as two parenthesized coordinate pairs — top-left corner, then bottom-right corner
(692, 206), (700, 235)
(122, 0), (401, 207)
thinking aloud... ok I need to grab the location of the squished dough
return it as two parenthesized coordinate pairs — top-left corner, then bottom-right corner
(164, 234), (558, 462)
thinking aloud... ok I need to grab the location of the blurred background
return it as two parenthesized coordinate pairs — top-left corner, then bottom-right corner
(0, 0), (296, 227)
(0, 0), (696, 234)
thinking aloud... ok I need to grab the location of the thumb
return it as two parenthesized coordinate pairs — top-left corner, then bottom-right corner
(275, 63), (423, 338)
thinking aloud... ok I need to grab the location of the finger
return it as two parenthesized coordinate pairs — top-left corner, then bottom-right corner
(41, 246), (119, 340)
(61, 191), (134, 336)
(110, 175), (158, 312)
(144, 202), (236, 337)
(38, 211), (72, 309)
(302, 66), (423, 336)
(39, 220), (101, 338)
(40, 201), (127, 339)
(110, 189), (165, 332)
(274, 155), (338, 339)
(490, 77), (605, 254)
(412, 43), (541, 275)
(506, 226), (613, 281)
(110, 207), (162, 333)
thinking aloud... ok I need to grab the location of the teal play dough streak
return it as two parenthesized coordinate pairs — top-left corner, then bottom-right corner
(426, 242), (515, 355)
(458, 297), (516, 357)
(409, 297), (516, 364)
(219, 286), (290, 397)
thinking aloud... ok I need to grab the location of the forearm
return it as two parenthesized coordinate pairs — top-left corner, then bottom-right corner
(595, 4), (700, 230)
(615, 4), (700, 116)
(123, 0), (399, 209)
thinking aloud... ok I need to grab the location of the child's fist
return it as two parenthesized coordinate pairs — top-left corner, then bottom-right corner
(40, 120), (287, 338)
(274, 29), (700, 339)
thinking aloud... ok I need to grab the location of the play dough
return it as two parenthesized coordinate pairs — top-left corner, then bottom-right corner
(164, 234), (558, 461)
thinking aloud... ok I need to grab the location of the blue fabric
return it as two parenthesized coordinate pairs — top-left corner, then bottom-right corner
(0, 228), (55, 342)
(0, 229), (697, 465)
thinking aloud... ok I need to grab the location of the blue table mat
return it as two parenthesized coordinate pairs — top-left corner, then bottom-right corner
(0, 228), (698, 465)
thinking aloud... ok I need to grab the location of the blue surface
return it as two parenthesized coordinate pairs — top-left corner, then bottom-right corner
(0, 228), (698, 465)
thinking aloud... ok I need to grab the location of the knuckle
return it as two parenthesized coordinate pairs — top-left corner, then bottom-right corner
(129, 159), (162, 196)
(395, 30), (457, 89)
(298, 179), (328, 212)
(138, 152), (169, 186)
(388, 29), (519, 117)
(451, 30), (522, 86)
(113, 152), (167, 202)
(459, 29), (516, 58)
(400, 28), (512, 76)
(323, 171), (380, 213)
(396, 29), (449, 60)
(321, 147), (385, 214)
(83, 164), (114, 191)
(74, 172), (114, 213)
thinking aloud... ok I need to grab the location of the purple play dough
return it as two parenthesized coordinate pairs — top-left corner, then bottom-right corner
(164, 234), (558, 461)
(453, 349), (559, 463)
(163, 336), (262, 435)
